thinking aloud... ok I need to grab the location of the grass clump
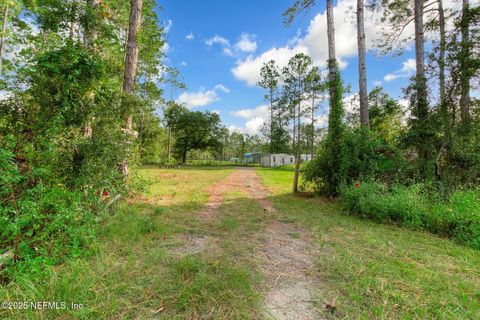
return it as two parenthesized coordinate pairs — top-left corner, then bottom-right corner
(157, 255), (260, 319)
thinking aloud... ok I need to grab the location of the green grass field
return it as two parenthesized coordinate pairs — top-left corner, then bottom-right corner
(0, 166), (479, 319)
(257, 167), (480, 319)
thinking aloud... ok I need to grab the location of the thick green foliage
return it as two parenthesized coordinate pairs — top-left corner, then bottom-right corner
(308, 63), (346, 196)
(304, 127), (405, 193)
(173, 111), (223, 163)
(341, 181), (480, 249)
(0, 0), (165, 283)
(0, 139), (96, 281)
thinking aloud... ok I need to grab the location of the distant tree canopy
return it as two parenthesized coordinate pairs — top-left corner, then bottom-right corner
(173, 110), (223, 163)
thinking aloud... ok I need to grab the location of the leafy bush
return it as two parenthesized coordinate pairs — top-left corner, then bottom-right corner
(0, 140), (98, 281)
(341, 181), (480, 249)
(304, 128), (404, 195)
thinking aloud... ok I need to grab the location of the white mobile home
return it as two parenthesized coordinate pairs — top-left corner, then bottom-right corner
(261, 153), (295, 167)
(300, 154), (314, 162)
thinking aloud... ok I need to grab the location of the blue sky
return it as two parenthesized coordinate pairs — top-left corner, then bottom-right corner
(157, 0), (418, 134)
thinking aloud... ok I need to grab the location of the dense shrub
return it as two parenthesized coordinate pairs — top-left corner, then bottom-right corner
(341, 181), (480, 249)
(304, 128), (405, 194)
(0, 139), (98, 281)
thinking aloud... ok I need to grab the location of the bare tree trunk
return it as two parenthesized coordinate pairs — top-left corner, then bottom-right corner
(293, 100), (301, 193)
(120, 0), (143, 180)
(459, 0), (471, 129)
(182, 149), (187, 164)
(326, 0), (337, 123)
(270, 89), (274, 153)
(414, 0), (429, 176)
(167, 125), (172, 161)
(438, 0), (448, 138)
(0, 4), (8, 76)
(414, 0), (426, 112)
(357, 0), (369, 127)
(292, 102), (296, 152)
(123, 0), (142, 94)
(311, 95), (315, 158)
(327, 0), (336, 76)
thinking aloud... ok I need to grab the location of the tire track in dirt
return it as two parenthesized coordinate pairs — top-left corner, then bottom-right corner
(173, 169), (250, 255)
(173, 168), (321, 319)
(238, 168), (320, 320)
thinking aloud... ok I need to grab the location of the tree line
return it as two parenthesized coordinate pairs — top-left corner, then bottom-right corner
(273, 0), (479, 195)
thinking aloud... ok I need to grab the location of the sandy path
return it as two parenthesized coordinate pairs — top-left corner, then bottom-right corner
(175, 167), (320, 319)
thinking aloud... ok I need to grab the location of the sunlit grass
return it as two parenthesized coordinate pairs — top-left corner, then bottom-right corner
(0, 166), (265, 319)
(256, 168), (480, 319)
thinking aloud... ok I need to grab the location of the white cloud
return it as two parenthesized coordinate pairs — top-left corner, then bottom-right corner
(205, 35), (230, 46)
(176, 84), (230, 108)
(180, 61), (187, 67)
(245, 117), (265, 135)
(230, 105), (269, 134)
(373, 80), (382, 86)
(185, 32), (194, 40)
(228, 124), (244, 133)
(235, 33), (257, 53)
(214, 84), (230, 93)
(316, 114), (329, 128)
(164, 20), (173, 33)
(232, 46), (308, 86)
(231, 105), (269, 120)
(206, 33), (259, 57)
(383, 58), (416, 82)
(205, 35), (235, 57)
(384, 74), (399, 82)
(163, 42), (170, 54)
(223, 47), (234, 57)
(231, 0), (414, 86)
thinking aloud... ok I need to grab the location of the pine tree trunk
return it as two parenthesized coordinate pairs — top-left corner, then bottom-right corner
(120, 0), (143, 180)
(414, 0), (429, 176)
(438, 0), (448, 139)
(311, 95), (315, 159)
(357, 0), (369, 127)
(270, 89), (274, 154)
(123, 0), (142, 94)
(327, 0), (337, 123)
(293, 100), (301, 193)
(459, 0), (471, 130)
(182, 149), (187, 164)
(167, 125), (172, 161)
(0, 4), (8, 76)
(292, 101), (296, 151)
(327, 0), (336, 79)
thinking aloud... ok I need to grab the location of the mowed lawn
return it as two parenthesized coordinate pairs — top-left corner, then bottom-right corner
(256, 167), (480, 319)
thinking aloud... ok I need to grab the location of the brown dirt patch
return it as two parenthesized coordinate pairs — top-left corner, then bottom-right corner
(172, 233), (218, 256)
(257, 221), (320, 319)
